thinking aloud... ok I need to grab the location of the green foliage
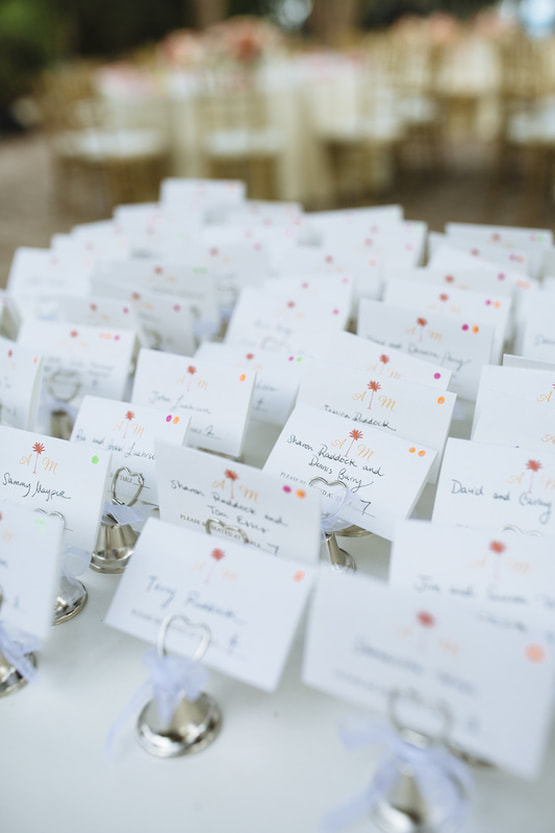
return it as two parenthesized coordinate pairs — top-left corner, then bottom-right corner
(0, 0), (61, 101)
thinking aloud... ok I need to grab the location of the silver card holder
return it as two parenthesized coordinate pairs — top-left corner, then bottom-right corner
(0, 588), (38, 697)
(136, 614), (222, 758)
(91, 467), (145, 574)
(309, 477), (357, 572)
(33, 509), (88, 625)
(47, 369), (81, 440)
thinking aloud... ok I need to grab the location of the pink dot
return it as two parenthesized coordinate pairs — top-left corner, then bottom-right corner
(332, 308), (339, 315)
(485, 299), (491, 305)
(166, 415), (172, 422)
(283, 485), (291, 493)
(114, 335), (120, 341)
(462, 324), (469, 331)
(434, 372), (441, 379)
(341, 277), (349, 284)
(173, 304), (181, 312)
(254, 243), (262, 251)
(406, 244), (413, 251)
(123, 307), (129, 314)
(498, 273), (505, 281)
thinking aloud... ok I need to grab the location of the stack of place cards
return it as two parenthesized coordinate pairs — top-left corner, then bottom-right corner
(264, 403), (435, 540)
(303, 569), (554, 778)
(0, 425), (110, 551)
(472, 364), (555, 451)
(358, 298), (494, 401)
(131, 350), (255, 459)
(433, 438), (555, 535)
(0, 336), (43, 430)
(296, 357), (456, 481)
(71, 396), (190, 507)
(195, 341), (304, 426)
(0, 501), (64, 640)
(105, 518), (315, 692)
(155, 443), (321, 563)
(390, 520), (555, 639)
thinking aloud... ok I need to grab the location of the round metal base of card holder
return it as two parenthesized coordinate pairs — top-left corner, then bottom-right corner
(371, 760), (465, 833)
(90, 517), (139, 574)
(54, 576), (88, 625)
(0, 651), (37, 697)
(325, 533), (357, 572)
(339, 525), (372, 539)
(136, 692), (222, 758)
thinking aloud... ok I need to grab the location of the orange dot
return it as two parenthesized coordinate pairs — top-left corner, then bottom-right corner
(526, 644), (545, 663)
(437, 396), (445, 404)
(418, 450), (426, 457)
(239, 374), (246, 382)
(33, 357), (38, 364)
(296, 489), (306, 498)
(409, 447), (415, 453)
(172, 416), (179, 424)
(472, 325), (479, 334)
(293, 570), (305, 582)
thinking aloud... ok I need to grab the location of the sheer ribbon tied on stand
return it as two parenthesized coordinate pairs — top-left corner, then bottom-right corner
(309, 477), (362, 572)
(322, 690), (473, 833)
(92, 466), (148, 573)
(108, 614), (222, 758)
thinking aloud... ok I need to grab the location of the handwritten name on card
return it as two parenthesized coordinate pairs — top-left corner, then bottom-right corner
(263, 403), (435, 540)
(131, 350), (255, 458)
(0, 425), (110, 551)
(303, 569), (554, 778)
(105, 518), (315, 692)
(155, 443), (321, 563)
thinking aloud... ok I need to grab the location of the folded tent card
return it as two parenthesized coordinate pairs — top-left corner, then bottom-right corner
(155, 443), (321, 564)
(195, 341), (303, 427)
(0, 500), (64, 642)
(432, 437), (555, 535)
(0, 292), (21, 341)
(389, 519), (555, 641)
(357, 298), (494, 401)
(0, 424), (110, 553)
(17, 321), (138, 436)
(296, 356), (456, 482)
(71, 396), (190, 509)
(105, 517), (315, 693)
(131, 349), (256, 459)
(0, 336), (43, 430)
(302, 569), (554, 779)
(263, 403), (435, 540)
(7, 246), (92, 320)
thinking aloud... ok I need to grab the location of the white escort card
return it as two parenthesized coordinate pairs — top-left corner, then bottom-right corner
(225, 285), (350, 353)
(155, 443), (321, 563)
(71, 397), (190, 507)
(445, 223), (552, 281)
(358, 299), (494, 400)
(303, 569), (554, 778)
(383, 278), (510, 363)
(428, 234), (533, 277)
(131, 350), (255, 458)
(472, 364), (555, 436)
(296, 357), (456, 481)
(0, 336), (43, 430)
(516, 292), (555, 362)
(433, 437), (555, 535)
(0, 292), (21, 340)
(472, 392), (555, 453)
(0, 425), (110, 551)
(0, 501), (64, 639)
(323, 330), (452, 390)
(390, 520), (555, 640)
(7, 246), (91, 319)
(105, 518), (315, 692)
(195, 341), (302, 426)
(57, 295), (146, 343)
(263, 403), (435, 540)
(17, 321), (137, 419)
(160, 177), (246, 210)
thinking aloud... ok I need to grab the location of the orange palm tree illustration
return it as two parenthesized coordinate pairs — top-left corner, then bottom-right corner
(32, 442), (45, 474)
(346, 429), (363, 457)
(123, 410), (135, 439)
(526, 460), (542, 493)
(224, 469), (239, 499)
(187, 365), (196, 392)
(416, 317), (427, 343)
(367, 380), (381, 410)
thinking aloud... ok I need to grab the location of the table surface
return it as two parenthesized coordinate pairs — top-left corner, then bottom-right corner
(3, 415), (555, 833)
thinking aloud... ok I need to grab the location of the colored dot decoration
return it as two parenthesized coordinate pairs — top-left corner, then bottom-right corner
(91, 456), (99, 464)
(434, 372), (441, 379)
(437, 396), (445, 404)
(526, 644), (545, 663)
(283, 486), (292, 493)
(296, 490), (306, 499)
(239, 374), (246, 382)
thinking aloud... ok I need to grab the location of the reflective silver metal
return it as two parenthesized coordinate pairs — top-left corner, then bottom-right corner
(205, 517), (249, 544)
(53, 574), (88, 624)
(47, 368), (81, 440)
(371, 690), (465, 833)
(0, 588), (37, 697)
(309, 476), (357, 572)
(0, 649), (37, 698)
(91, 467), (145, 573)
(49, 409), (74, 441)
(136, 614), (222, 758)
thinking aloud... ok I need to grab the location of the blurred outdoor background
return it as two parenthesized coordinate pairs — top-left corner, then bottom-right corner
(1, 0), (554, 281)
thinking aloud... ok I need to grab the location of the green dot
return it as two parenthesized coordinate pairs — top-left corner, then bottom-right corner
(296, 357), (303, 362)
(91, 455), (99, 464)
